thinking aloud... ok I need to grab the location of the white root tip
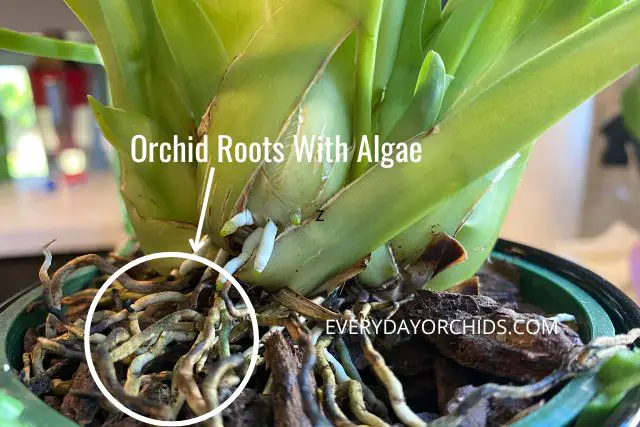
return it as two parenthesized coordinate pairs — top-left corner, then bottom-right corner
(180, 235), (212, 276)
(254, 220), (277, 273)
(220, 209), (254, 237)
(217, 228), (264, 284)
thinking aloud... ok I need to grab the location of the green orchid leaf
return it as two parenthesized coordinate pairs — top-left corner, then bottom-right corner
(89, 97), (197, 224)
(427, 146), (531, 290)
(152, 0), (229, 118)
(197, 0), (285, 60)
(387, 50), (446, 142)
(372, 0), (407, 113)
(421, 0), (442, 48)
(358, 244), (399, 287)
(441, 0), (625, 117)
(198, 0), (358, 250)
(66, 0), (194, 135)
(239, 0), (640, 294)
(0, 28), (101, 64)
(427, 0), (493, 76)
(96, 0), (194, 133)
(377, 0), (428, 140)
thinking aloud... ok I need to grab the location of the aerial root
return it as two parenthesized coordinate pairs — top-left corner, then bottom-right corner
(180, 235), (213, 276)
(336, 380), (390, 427)
(90, 291), (189, 334)
(361, 332), (426, 427)
(220, 209), (255, 237)
(202, 354), (245, 427)
(175, 301), (222, 415)
(315, 336), (356, 426)
(109, 310), (202, 362)
(219, 227), (263, 284)
(254, 220), (277, 274)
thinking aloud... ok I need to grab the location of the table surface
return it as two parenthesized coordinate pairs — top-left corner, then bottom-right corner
(0, 172), (126, 258)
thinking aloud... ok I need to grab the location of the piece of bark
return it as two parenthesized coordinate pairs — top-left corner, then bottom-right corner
(394, 291), (583, 382)
(140, 382), (171, 405)
(44, 395), (62, 411)
(381, 336), (437, 377)
(434, 357), (478, 415)
(488, 396), (536, 426)
(265, 332), (312, 427)
(60, 364), (100, 425)
(222, 388), (273, 427)
(477, 259), (521, 306)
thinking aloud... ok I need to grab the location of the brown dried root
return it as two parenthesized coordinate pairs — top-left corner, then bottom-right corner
(40, 241), (64, 337)
(48, 253), (191, 304)
(202, 354), (245, 427)
(336, 380), (389, 427)
(315, 336), (356, 426)
(286, 315), (331, 427)
(109, 309), (202, 361)
(361, 333), (426, 427)
(36, 337), (85, 363)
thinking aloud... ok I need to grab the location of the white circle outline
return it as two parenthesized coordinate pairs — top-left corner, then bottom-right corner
(83, 252), (260, 427)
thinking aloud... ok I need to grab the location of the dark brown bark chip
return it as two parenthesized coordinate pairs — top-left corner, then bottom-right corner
(434, 357), (478, 415)
(265, 331), (311, 427)
(222, 388), (273, 427)
(477, 260), (521, 306)
(44, 395), (62, 411)
(140, 381), (171, 405)
(394, 290), (583, 382)
(380, 336), (437, 377)
(60, 364), (100, 425)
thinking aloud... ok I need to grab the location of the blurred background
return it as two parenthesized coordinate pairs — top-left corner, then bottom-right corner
(0, 0), (638, 304)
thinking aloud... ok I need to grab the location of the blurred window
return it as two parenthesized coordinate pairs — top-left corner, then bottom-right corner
(0, 65), (48, 178)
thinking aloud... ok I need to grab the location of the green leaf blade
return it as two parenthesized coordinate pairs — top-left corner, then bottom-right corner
(152, 0), (229, 118)
(0, 28), (101, 64)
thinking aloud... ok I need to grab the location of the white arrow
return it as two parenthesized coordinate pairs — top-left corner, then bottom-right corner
(189, 167), (215, 253)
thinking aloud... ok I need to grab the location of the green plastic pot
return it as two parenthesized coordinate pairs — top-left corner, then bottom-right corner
(0, 241), (636, 427)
